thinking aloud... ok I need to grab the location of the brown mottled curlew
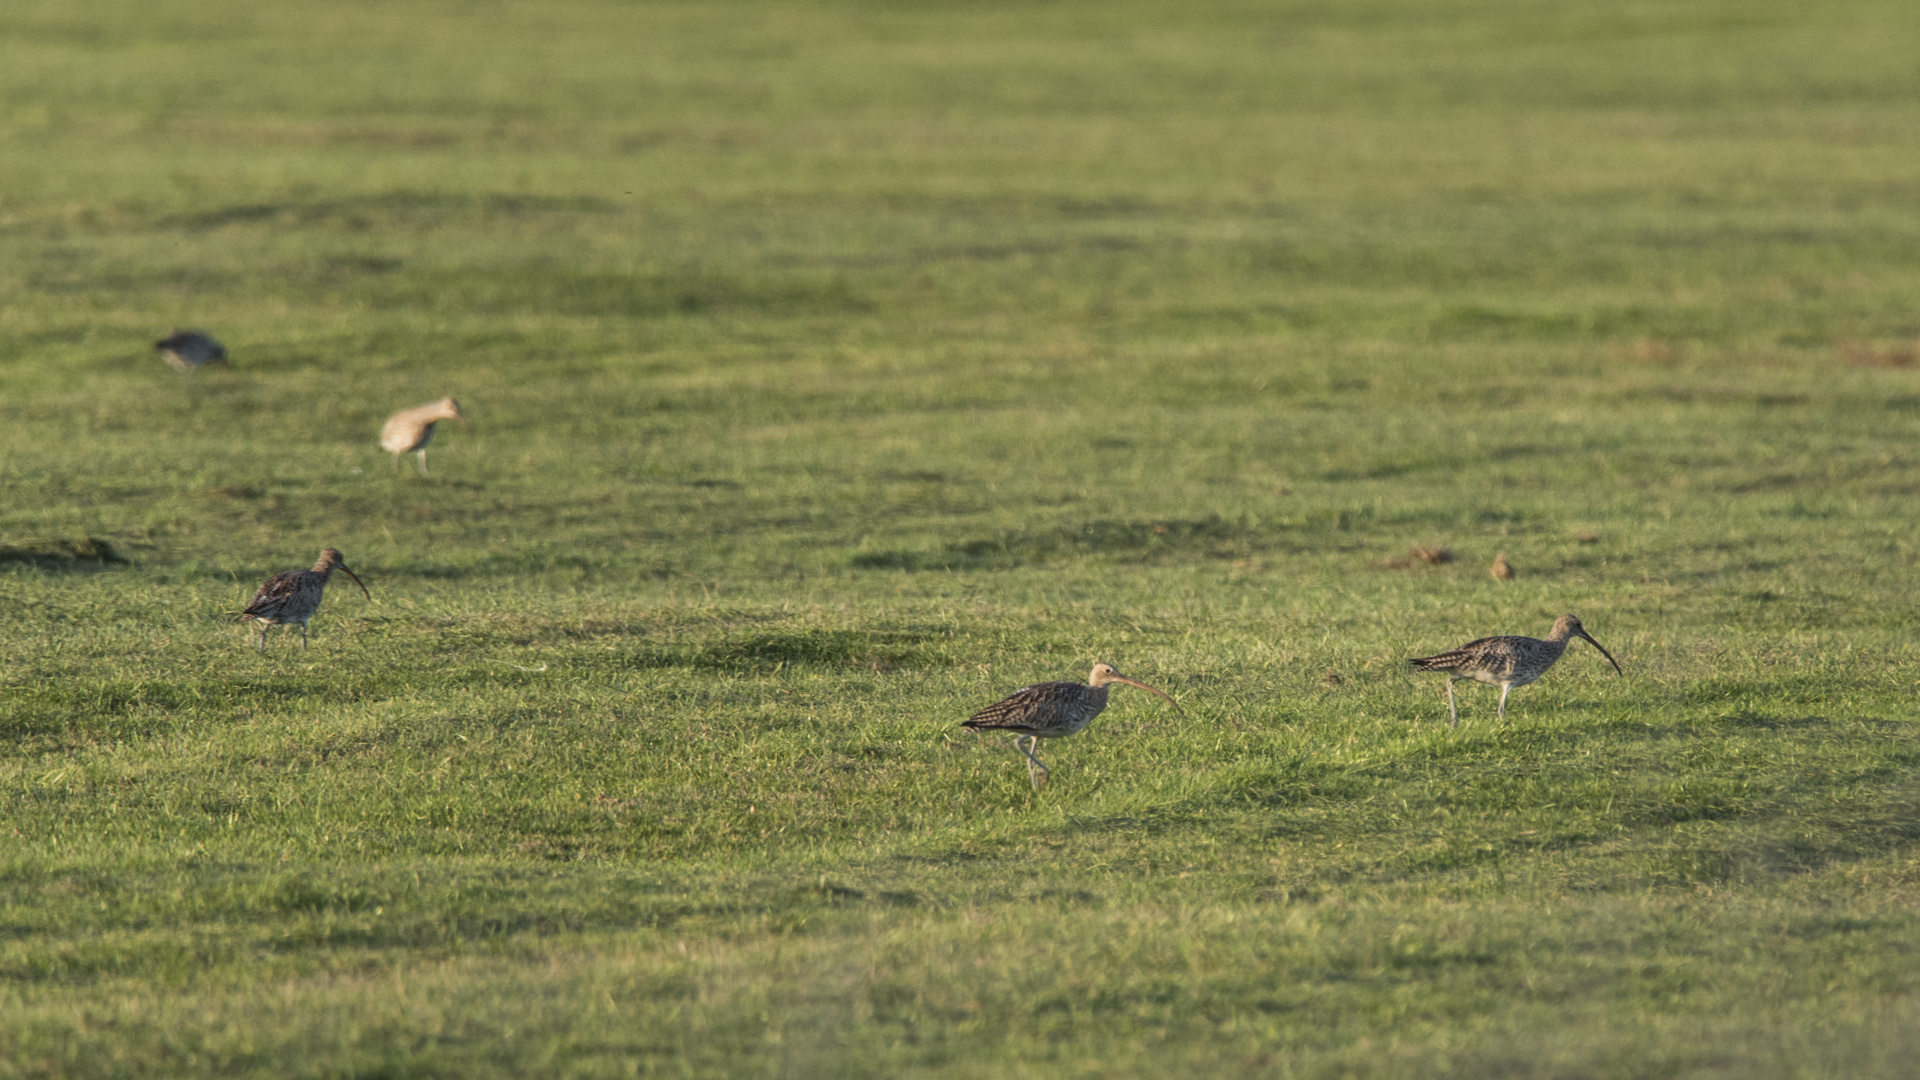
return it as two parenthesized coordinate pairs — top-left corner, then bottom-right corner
(1409, 614), (1621, 727)
(1490, 552), (1515, 580)
(240, 548), (370, 651)
(961, 663), (1180, 788)
(380, 398), (466, 475)
(154, 330), (227, 375)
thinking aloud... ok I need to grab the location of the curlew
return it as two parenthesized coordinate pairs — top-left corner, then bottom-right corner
(154, 330), (227, 375)
(1409, 614), (1621, 727)
(240, 548), (370, 651)
(961, 663), (1180, 789)
(380, 397), (466, 475)
(1490, 552), (1515, 580)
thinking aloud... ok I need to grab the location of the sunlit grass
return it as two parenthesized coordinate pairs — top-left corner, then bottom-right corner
(3, 0), (1920, 1076)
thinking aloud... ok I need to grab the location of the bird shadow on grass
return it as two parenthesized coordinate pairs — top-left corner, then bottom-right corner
(1708, 711), (1828, 731)
(627, 629), (939, 673)
(388, 478), (487, 491)
(851, 515), (1291, 570)
(0, 677), (339, 747)
(0, 537), (130, 571)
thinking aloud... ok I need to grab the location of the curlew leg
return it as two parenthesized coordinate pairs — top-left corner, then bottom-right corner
(1497, 683), (1511, 721)
(1445, 678), (1459, 728)
(415, 449), (430, 476)
(300, 623), (309, 650)
(1014, 735), (1049, 789)
(391, 453), (401, 472)
(1027, 757), (1049, 789)
(257, 623), (269, 652)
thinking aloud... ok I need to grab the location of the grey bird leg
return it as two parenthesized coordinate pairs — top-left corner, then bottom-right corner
(415, 449), (430, 476)
(1015, 735), (1049, 789)
(257, 625), (269, 652)
(1445, 678), (1459, 727)
(300, 623), (309, 650)
(1497, 683), (1511, 721)
(391, 453), (402, 472)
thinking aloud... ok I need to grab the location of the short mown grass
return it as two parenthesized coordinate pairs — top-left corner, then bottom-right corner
(4, 0), (1920, 1076)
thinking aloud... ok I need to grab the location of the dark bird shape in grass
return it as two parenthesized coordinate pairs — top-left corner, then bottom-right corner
(154, 330), (228, 375)
(380, 397), (466, 475)
(1409, 614), (1621, 727)
(961, 663), (1180, 789)
(240, 548), (370, 651)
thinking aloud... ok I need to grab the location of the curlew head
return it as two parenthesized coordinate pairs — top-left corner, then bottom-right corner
(440, 397), (467, 426)
(1552, 615), (1621, 675)
(1087, 663), (1183, 712)
(314, 547), (372, 600)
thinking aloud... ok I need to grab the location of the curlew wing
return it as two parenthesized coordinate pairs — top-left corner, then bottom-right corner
(155, 331), (225, 365)
(241, 570), (305, 620)
(961, 681), (1078, 733)
(1409, 635), (1521, 672)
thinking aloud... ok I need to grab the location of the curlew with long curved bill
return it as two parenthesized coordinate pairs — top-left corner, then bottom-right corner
(155, 330), (228, 375)
(1409, 614), (1621, 727)
(961, 663), (1180, 789)
(240, 548), (371, 651)
(380, 397), (466, 475)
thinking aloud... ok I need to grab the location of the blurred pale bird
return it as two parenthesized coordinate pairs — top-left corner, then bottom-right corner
(380, 397), (466, 475)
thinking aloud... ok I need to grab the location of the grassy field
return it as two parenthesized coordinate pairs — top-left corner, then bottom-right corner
(4, 0), (1920, 1075)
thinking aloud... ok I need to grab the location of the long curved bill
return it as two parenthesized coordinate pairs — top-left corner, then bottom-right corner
(1112, 674), (1184, 713)
(337, 565), (372, 601)
(1578, 631), (1623, 675)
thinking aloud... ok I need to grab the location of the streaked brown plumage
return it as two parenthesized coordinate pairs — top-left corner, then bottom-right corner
(240, 548), (370, 651)
(1408, 614), (1621, 727)
(1491, 552), (1515, 580)
(380, 397), (466, 475)
(154, 330), (227, 375)
(961, 663), (1180, 788)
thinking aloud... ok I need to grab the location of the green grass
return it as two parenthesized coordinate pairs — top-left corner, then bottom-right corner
(5, 0), (1920, 1075)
